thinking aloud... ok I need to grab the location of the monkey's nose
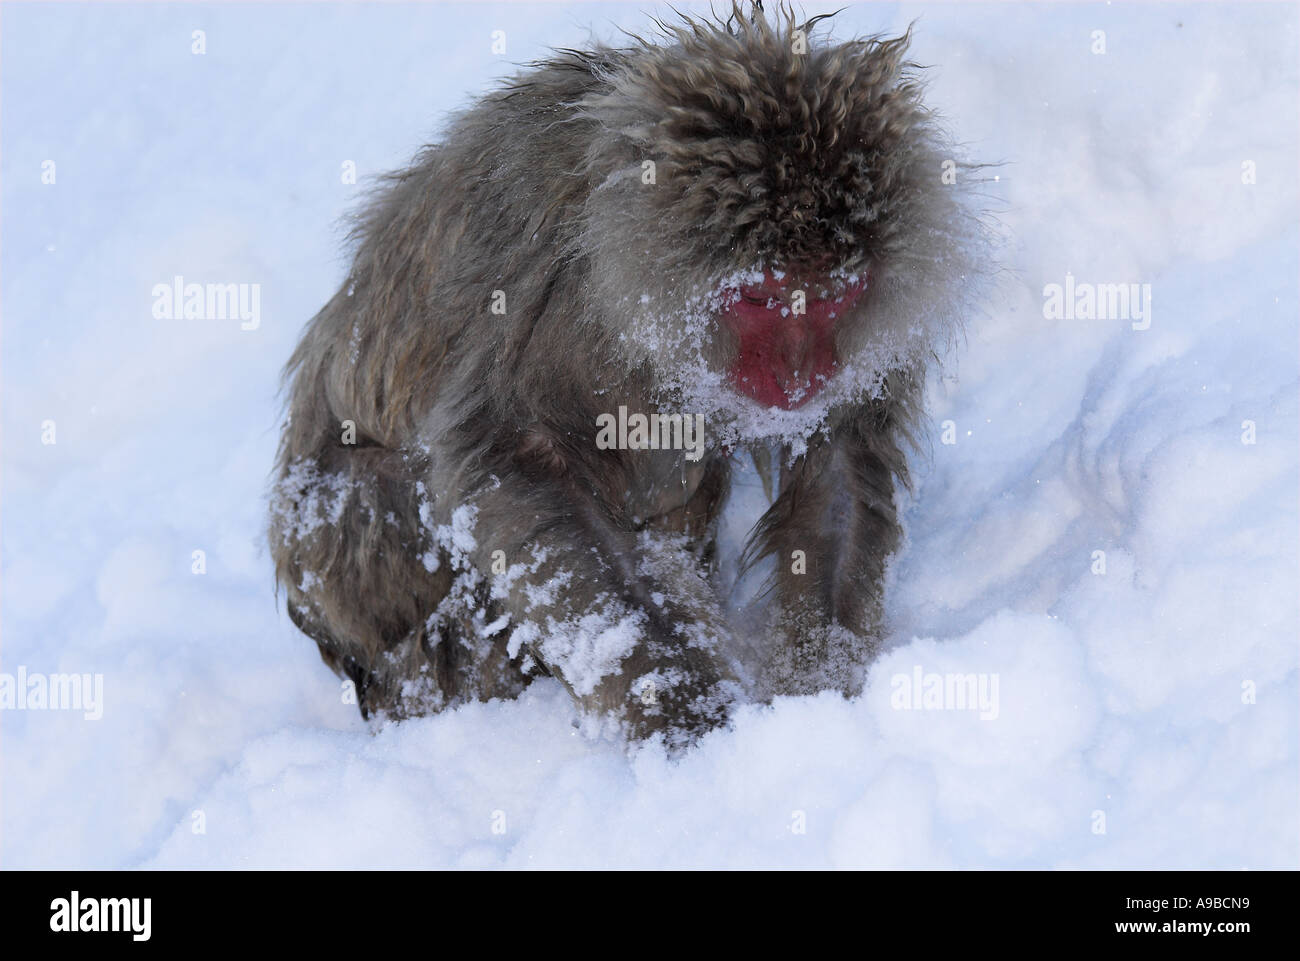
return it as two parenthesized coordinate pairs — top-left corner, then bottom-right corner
(736, 270), (788, 306)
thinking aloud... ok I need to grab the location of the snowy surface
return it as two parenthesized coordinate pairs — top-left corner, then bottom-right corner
(2, 2), (1296, 868)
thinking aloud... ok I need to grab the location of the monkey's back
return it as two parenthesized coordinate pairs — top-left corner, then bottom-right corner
(268, 50), (643, 716)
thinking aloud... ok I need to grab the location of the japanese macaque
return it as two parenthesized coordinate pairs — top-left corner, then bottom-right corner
(270, 3), (988, 750)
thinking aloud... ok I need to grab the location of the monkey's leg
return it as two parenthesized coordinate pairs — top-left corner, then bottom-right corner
(458, 467), (743, 751)
(271, 447), (532, 719)
(748, 412), (904, 698)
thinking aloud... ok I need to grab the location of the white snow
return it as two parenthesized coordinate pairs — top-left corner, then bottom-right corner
(2, 2), (1296, 868)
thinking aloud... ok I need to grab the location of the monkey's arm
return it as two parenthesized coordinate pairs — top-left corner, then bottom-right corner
(456, 454), (742, 750)
(749, 403), (906, 698)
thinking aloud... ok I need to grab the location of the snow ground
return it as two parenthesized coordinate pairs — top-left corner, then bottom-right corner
(2, 1), (1296, 869)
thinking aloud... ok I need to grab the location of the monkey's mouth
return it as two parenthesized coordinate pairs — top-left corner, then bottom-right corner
(720, 270), (867, 410)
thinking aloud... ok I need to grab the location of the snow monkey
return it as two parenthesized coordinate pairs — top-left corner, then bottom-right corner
(270, 3), (988, 750)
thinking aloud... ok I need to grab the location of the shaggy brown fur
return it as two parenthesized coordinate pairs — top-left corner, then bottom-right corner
(269, 3), (988, 749)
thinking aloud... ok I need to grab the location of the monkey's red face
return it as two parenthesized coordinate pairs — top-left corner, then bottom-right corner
(582, 20), (956, 418)
(719, 270), (867, 410)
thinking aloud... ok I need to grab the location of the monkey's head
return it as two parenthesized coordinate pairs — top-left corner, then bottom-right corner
(578, 3), (989, 440)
